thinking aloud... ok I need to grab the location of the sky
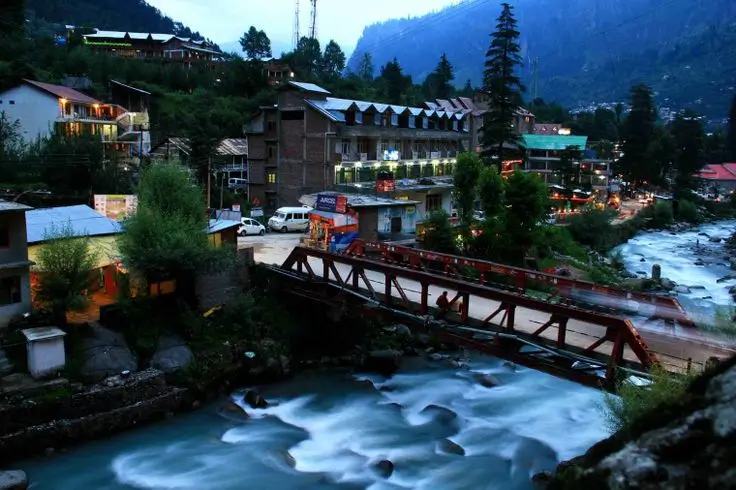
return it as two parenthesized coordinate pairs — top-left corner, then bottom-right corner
(146, 0), (459, 56)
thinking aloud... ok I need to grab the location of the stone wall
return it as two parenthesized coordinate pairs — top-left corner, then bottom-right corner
(0, 369), (166, 435)
(0, 369), (187, 462)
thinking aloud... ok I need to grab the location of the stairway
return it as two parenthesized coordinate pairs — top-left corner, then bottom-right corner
(0, 348), (14, 375)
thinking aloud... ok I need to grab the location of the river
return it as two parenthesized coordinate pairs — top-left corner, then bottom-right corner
(19, 356), (608, 489)
(614, 219), (736, 326)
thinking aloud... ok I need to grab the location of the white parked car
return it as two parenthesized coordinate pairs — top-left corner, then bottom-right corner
(238, 218), (266, 236)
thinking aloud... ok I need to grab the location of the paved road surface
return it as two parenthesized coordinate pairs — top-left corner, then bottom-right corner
(240, 233), (735, 372)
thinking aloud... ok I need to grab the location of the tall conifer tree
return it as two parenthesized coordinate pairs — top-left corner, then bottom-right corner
(481, 3), (524, 163)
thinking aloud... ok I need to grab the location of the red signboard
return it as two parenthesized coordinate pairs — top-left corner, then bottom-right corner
(335, 195), (347, 213)
(376, 179), (396, 192)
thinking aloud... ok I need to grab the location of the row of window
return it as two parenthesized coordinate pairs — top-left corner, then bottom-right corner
(334, 163), (454, 185)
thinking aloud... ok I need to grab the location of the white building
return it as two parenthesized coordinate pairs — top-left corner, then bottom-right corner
(0, 79), (151, 163)
(0, 201), (33, 329)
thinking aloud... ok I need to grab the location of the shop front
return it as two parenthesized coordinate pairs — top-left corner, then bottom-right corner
(303, 194), (358, 252)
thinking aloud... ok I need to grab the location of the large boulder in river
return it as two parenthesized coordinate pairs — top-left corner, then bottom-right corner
(243, 389), (268, 409)
(217, 401), (249, 423)
(542, 356), (736, 490)
(373, 460), (394, 478)
(0, 470), (27, 490)
(361, 349), (402, 376)
(79, 323), (138, 381)
(150, 334), (193, 374)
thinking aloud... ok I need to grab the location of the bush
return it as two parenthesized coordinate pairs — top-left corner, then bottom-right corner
(567, 208), (619, 252)
(602, 364), (696, 434)
(422, 210), (457, 255)
(676, 199), (699, 223)
(535, 225), (587, 261)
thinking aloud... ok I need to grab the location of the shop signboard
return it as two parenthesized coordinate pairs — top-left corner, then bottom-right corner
(94, 194), (138, 221)
(315, 194), (347, 213)
(376, 170), (395, 193)
(250, 207), (264, 217)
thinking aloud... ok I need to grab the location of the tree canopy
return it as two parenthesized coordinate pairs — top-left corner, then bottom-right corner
(239, 26), (272, 60)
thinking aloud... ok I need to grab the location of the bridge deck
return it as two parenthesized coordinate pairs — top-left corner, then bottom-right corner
(280, 246), (734, 377)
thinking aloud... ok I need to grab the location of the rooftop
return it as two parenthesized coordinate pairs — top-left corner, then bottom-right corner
(23, 79), (100, 105)
(206, 219), (241, 234)
(697, 163), (736, 181)
(299, 192), (421, 209)
(83, 29), (210, 46)
(26, 205), (123, 244)
(285, 81), (332, 95)
(0, 200), (32, 214)
(151, 137), (248, 157)
(521, 134), (588, 151)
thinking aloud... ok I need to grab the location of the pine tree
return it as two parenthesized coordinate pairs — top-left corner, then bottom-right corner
(727, 94), (736, 161)
(481, 2), (525, 163)
(379, 58), (411, 104)
(671, 110), (705, 190)
(621, 84), (657, 184)
(357, 53), (374, 82)
(434, 53), (455, 99)
(321, 40), (346, 78)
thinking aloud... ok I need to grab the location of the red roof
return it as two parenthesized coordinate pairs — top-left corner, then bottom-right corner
(698, 163), (736, 181)
(23, 79), (100, 105)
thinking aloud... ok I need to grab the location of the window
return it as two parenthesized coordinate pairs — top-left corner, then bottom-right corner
(341, 139), (351, 155)
(426, 194), (442, 212)
(280, 110), (304, 121)
(286, 213), (293, 220)
(0, 228), (9, 248)
(267, 172), (276, 184)
(390, 217), (402, 233)
(0, 276), (21, 306)
(267, 120), (276, 132)
(268, 147), (274, 158)
(9, 101), (15, 105)
(357, 139), (368, 154)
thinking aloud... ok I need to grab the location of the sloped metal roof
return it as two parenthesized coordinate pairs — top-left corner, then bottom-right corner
(302, 93), (467, 121)
(206, 219), (240, 234)
(0, 201), (32, 214)
(287, 81), (331, 94)
(26, 205), (122, 244)
(521, 134), (588, 151)
(24, 79), (100, 105)
(218, 139), (249, 156)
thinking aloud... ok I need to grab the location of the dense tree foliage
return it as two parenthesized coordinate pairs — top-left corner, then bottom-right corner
(239, 26), (272, 60)
(621, 85), (658, 184)
(728, 95), (736, 161)
(481, 3), (524, 161)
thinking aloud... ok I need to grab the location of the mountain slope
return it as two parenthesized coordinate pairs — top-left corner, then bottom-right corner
(348, 0), (736, 119)
(25, 0), (205, 40)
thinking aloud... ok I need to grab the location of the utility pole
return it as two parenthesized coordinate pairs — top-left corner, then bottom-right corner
(206, 157), (212, 209)
(309, 0), (318, 40)
(219, 172), (225, 210)
(293, 0), (300, 49)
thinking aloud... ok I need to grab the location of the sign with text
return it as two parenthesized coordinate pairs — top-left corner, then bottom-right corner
(250, 207), (264, 217)
(94, 194), (138, 221)
(315, 194), (347, 213)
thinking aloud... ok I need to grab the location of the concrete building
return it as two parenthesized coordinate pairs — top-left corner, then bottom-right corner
(82, 30), (223, 64)
(424, 95), (535, 155)
(265, 60), (295, 87)
(0, 79), (151, 164)
(520, 134), (611, 191)
(26, 205), (124, 301)
(0, 201), (33, 328)
(697, 163), (736, 192)
(245, 81), (473, 212)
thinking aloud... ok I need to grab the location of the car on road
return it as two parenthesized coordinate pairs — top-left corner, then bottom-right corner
(238, 218), (266, 236)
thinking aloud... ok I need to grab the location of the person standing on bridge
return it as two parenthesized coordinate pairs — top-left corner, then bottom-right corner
(435, 291), (450, 319)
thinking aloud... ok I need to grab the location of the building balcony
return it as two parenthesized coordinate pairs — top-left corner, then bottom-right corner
(334, 159), (455, 185)
(339, 126), (469, 140)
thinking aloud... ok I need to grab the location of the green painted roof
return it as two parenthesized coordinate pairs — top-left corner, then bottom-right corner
(521, 134), (588, 151)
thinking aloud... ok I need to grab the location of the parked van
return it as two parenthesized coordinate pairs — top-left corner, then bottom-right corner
(268, 206), (312, 232)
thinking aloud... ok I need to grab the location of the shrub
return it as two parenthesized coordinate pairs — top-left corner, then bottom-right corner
(602, 364), (696, 434)
(422, 210), (457, 255)
(566, 208), (618, 252)
(535, 225), (587, 261)
(676, 199), (699, 223)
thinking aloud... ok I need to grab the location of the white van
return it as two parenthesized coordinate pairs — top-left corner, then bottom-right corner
(228, 178), (248, 193)
(268, 206), (312, 232)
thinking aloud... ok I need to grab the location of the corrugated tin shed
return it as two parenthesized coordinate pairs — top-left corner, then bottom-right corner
(0, 201), (32, 214)
(26, 205), (123, 244)
(206, 219), (240, 234)
(151, 138), (248, 156)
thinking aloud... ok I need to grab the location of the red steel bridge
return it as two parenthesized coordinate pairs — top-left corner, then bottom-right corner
(276, 242), (734, 392)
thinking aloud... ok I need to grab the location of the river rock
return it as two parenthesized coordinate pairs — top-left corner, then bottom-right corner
(543, 357), (736, 490)
(243, 389), (268, 409)
(374, 459), (394, 478)
(362, 350), (402, 376)
(79, 323), (138, 381)
(0, 470), (27, 490)
(659, 278), (675, 291)
(674, 285), (691, 294)
(709, 236), (722, 243)
(150, 335), (193, 374)
(473, 372), (502, 388)
(419, 404), (458, 426)
(716, 274), (736, 283)
(439, 438), (466, 456)
(217, 401), (249, 422)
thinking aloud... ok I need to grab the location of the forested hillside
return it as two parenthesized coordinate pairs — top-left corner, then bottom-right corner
(25, 0), (206, 40)
(348, 0), (736, 120)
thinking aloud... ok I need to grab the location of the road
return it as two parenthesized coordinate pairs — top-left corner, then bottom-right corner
(239, 233), (735, 372)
